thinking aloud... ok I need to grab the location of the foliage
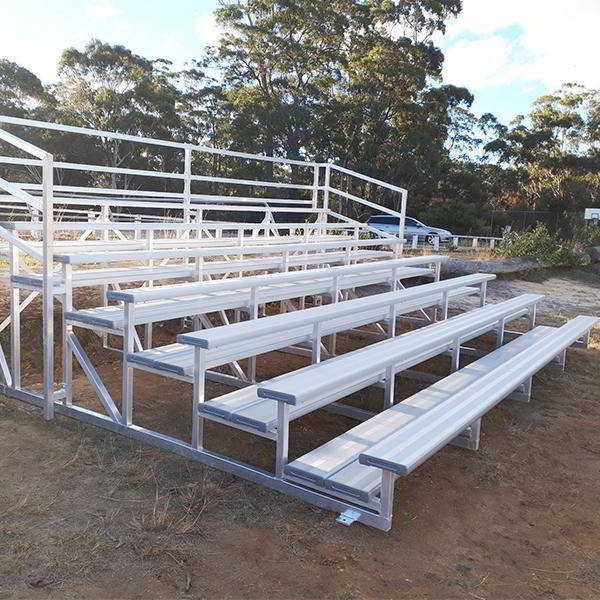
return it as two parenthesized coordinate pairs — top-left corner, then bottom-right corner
(484, 84), (600, 215)
(497, 224), (579, 265)
(574, 222), (600, 248)
(0, 4), (599, 237)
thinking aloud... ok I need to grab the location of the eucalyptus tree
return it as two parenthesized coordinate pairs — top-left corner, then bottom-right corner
(207, 0), (463, 207)
(485, 84), (600, 213)
(51, 40), (184, 190)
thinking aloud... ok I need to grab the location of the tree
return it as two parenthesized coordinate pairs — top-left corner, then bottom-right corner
(0, 59), (50, 118)
(485, 84), (600, 213)
(51, 40), (184, 190)
(198, 0), (463, 213)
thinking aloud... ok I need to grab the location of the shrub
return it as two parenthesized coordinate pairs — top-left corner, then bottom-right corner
(497, 224), (580, 266)
(575, 222), (600, 248)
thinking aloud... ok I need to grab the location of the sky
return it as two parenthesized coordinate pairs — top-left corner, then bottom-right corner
(0, 0), (598, 126)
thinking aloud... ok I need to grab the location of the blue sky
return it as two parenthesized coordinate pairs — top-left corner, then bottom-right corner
(1, 0), (598, 126)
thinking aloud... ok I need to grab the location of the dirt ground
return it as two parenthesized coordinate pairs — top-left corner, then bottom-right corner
(1, 265), (599, 599)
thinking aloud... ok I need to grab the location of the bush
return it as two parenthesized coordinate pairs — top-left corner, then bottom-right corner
(575, 222), (600, 248)
(497, 224), (580, 266)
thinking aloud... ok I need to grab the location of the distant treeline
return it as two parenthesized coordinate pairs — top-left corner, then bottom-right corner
(1, 1), (599, 234)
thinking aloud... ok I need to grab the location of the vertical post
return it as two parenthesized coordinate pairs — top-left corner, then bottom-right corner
(398, 190), (407, 255)
(387, 302), (397, 338)
(275, 401), (290, 478)
(311, 322), (322, 364)
(101, 204), (110, 350)
(379, 470), (395, 530)
(144, 230), (154, 349)
(383, 365), (395, 408)
(62, 263), (73, 405)
(450, 336), (460, 372)
(441, 291), (449, 320)
(321, 165), (330, 223)
(453, 237), (459, 248)
(496, 317), (506, 348)
(479, 281), (487, 308)
(248, 287), (259, 383)
(42, 154), (54, 420)
(183, 144), (192, 226)
(311, 165), (319, 209)
(528, 304), (537, 330)
(9, 246), (20, 389)
(122, 302), (135, 425)
(192, 347), (205, 450)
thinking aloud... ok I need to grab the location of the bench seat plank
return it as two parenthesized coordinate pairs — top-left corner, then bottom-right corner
(283, 326), (555, 501)
(11, 249), (391, 291)
(128, 286), (480, 376)
(195, 295), (541, 434)
(65, 266), (434, 330)
(359, 315), (599, 479)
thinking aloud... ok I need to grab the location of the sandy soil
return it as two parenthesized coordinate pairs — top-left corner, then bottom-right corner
(1, 266), (599, 599)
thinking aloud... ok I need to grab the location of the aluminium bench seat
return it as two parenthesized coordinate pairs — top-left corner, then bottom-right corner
(64, 265), (434, 331)
(6, 233), (359, 255)
(128, 286), (480, 378)
(193, 294), (542, 435)
(10, 249), (391, 292)
(280, 316), (598, 504)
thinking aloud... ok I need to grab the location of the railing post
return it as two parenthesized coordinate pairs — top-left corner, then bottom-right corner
(9, 246), (20, 389)
(183, 144), (192, 226)
(312, 165), (319, 209)
(42, 153), (54, 420)
(321, 164), (330, 223)
(398, 190), (407, 255)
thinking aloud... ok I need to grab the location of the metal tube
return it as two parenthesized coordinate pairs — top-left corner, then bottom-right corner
(42, 154), (54, 420)
(9, 245), (20, 389)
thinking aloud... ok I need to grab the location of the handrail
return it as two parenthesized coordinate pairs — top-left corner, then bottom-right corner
(327, 187), (403, 219)
(0, 156), (319, 192)
(0, 115), (317, 168)
(322, 163), (408, 196)
(0, 225), (43, 261)
(0, 220), (361, 232)
(0, 127), (51, 161)
(0, 177), (43, 211)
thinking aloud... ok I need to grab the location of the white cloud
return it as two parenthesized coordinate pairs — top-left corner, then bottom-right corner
(194, 13), (222, 49)
(442, 0), (600, 91)
(86, 1), (124, 23)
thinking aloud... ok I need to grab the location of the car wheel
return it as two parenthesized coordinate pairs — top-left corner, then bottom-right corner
(426, 233), (437, 245)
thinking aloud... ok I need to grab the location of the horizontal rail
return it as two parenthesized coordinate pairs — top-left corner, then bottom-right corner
(0, 156), (318, 192)
(327, 187), (403, 220)
(0, 220), (360, 232)
(0, 115), (317, 167)
(324, 164), (408, 196)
